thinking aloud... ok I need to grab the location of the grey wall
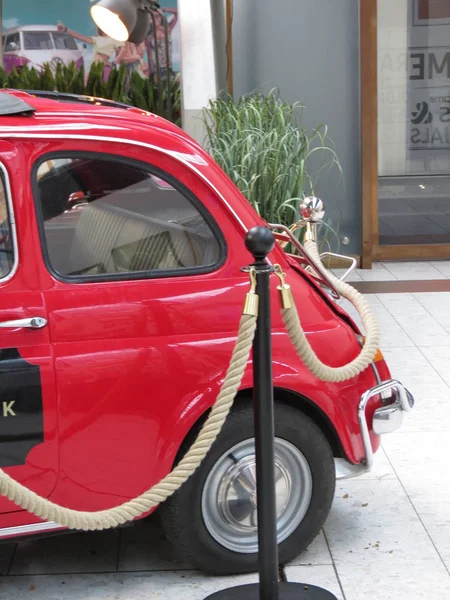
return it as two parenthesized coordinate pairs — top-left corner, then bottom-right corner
(231, 0), (362, 255)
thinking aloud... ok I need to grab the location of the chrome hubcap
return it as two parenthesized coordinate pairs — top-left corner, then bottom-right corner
(201, 438), (313, 553)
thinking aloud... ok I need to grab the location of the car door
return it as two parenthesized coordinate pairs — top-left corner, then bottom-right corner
(0, 142), (59, 517)
(31, 144), (244, 512)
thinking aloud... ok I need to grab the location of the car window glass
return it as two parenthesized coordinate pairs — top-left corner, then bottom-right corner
(51, 33), (78, 51)
(0, 175), (15, 280)
(23, 32), (53, 51)
(5, 33), (21, 52)
(35, 156), (222, 279)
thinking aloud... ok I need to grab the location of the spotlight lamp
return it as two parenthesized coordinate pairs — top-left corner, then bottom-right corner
(91, 0), (161, 43)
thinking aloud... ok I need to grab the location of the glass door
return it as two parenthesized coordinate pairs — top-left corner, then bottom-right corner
(376, 0), (450, 253)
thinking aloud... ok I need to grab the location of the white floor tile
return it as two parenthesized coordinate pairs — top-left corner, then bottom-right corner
(381, 345), (443, 389)
(357, 263), (397, 282)
(380, 347), (450, 431)
(376, 293), (418, 315)
(0, 570), (259, 600)
(382, 432), (450, 499)
(372, 306), (415, 349)
(413, 292), (450, 333)
(381, 262), (446, 280)
(378, 294), (450, 346)
(383, 433), (450, 571)
(324, 479), (450, 600)
(429, 261), (450, 278)
(9, 530), (120, 575)
(419, 346), (450, 387)
(284, 565), (344, 599)
(401, 383), (450, 432)
(408, 495), (450, 571)
(287, 530), (332, 566)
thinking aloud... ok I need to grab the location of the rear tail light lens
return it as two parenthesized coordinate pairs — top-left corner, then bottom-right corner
(357, 335), (384, 363)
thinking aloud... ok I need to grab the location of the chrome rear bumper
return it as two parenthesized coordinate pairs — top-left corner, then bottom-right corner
(335, 379), (414, 480)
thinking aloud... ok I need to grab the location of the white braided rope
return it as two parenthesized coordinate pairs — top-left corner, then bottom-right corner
(282, 239), (380, 382)
(0, 314), (257, 531)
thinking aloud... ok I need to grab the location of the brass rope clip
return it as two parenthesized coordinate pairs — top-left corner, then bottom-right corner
(303, 222), (315, 243)
(274, 265), (295, 310)
(243, 267), (259, 316)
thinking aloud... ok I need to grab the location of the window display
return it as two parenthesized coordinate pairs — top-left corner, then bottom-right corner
(378, 0), (450, 246)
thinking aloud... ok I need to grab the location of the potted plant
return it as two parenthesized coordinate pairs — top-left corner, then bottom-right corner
(202, 89), (343, 252)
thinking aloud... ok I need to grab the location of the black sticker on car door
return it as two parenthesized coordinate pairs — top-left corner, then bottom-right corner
(0, 348), (44, 467)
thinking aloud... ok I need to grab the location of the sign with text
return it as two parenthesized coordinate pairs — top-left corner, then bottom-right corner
(408, 46), (450, 150)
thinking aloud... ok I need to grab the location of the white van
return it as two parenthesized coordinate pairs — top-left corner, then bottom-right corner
(2, 25), (84, 73)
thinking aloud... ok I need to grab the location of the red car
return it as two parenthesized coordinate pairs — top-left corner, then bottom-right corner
(0, 89), (413, 575)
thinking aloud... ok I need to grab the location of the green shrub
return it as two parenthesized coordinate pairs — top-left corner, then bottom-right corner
(202, 89), (342, 251)
(0, 61), (181, 125)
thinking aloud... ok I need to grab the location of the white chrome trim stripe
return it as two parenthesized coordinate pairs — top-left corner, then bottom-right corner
(0, 521), (64, 539)
(0, 132), (248, 231)
(0, 160), (19, 284)
(0, 123), (124, 133)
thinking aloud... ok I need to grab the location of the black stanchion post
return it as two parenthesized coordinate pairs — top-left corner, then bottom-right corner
(250, 227), (279, 600)
(204, 227), (338, 600)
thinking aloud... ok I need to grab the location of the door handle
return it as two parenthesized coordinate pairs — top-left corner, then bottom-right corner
(0, 317), (48, 330)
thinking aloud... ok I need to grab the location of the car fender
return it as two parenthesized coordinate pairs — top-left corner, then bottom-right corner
(155, 350), (371, 480)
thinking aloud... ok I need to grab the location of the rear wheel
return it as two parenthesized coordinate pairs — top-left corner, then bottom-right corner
(160, 402), (336, 575)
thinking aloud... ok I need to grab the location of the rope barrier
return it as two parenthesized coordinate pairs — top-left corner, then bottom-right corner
(0, 275), (258, 531)
(276, 238), (380, 382)
(0, 236), (380, 529)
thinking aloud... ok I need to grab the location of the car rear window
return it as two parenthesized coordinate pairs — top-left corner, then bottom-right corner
(23, 32), (53, 51)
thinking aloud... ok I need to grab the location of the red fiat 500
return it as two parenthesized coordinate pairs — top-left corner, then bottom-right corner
(0, 90), (413, 575)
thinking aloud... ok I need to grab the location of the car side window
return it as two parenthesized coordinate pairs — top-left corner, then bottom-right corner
(34, 155), (223, 280)
(51, 33), (78, 51)
(0, 173), (15, 280)
(5, 33), (21, 52)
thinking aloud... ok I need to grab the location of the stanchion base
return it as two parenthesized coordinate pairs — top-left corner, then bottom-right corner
(204, 582), (338, 600)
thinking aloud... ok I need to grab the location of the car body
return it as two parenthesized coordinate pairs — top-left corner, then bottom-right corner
(0, 89), (414, 574)
(2, 25), (84, 74)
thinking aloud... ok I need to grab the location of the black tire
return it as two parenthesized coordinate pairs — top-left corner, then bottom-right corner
(159, 401), (336, 575)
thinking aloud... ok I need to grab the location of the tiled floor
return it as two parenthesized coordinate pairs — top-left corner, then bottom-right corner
(1, 262), (450, 599)
(334, 260), (450, 282)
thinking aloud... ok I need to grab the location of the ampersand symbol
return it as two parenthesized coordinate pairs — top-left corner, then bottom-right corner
(411, 102), (433, 125)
